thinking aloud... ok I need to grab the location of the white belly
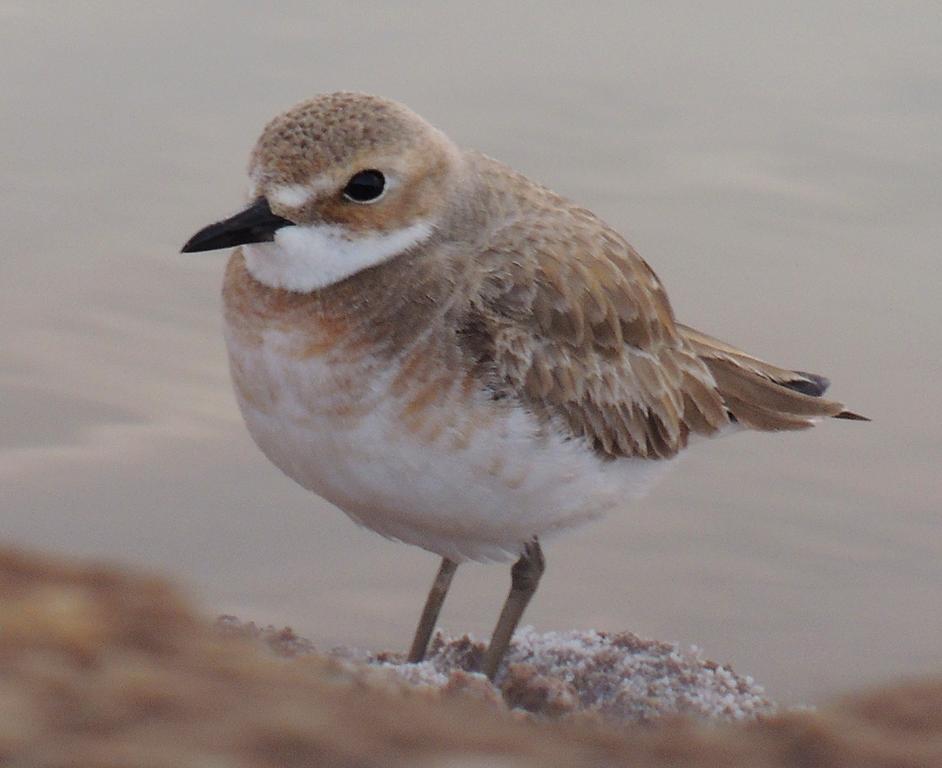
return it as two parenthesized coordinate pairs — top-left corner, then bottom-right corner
(226, 327), (673, 562)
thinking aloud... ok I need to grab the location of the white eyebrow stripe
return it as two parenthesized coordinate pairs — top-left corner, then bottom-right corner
(266, 172), (401, 210)
(268, 183), (316, 208)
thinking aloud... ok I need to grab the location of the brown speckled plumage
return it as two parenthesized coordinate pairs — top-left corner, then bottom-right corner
(188, 92), (866, 671)
(199, 91), (866, 545)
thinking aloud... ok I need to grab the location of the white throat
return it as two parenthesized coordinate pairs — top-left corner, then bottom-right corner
(242, 220), (433, 292)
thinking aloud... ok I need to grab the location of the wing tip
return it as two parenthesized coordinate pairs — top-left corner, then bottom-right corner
(781, 372), (869, 421)
(835, 409), (870, 422)
(786, 371), (831, 397)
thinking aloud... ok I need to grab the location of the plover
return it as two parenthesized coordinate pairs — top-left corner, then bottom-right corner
(182, 92), (865, 679)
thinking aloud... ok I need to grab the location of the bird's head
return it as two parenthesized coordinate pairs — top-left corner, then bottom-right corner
(182, 92), (464, 292)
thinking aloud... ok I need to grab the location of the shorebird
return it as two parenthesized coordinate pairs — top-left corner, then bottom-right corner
(182, 92), (865, 680)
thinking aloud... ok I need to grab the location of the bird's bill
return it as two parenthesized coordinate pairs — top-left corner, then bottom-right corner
(181, 198), (292, 253)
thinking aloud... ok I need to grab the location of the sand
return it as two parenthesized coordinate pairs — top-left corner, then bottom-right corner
(219, 617), (774, 723)
(3, 546), (941, 767)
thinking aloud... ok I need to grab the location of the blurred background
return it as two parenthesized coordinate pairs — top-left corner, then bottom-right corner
(2, 1), (939, 704)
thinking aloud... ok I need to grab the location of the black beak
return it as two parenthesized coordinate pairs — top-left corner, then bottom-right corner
(181, 198), (293, 253)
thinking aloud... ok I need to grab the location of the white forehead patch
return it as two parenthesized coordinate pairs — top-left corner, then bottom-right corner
(267, 184), (313, 208)
(242, 220), (434, 293)
(266, 176), (339, 209)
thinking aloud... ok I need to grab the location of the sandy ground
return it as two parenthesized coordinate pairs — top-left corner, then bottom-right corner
(218, 617), (774, 723)
(3, 545), (941, 767)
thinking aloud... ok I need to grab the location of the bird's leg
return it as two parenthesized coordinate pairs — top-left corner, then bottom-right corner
(407, 557), (458, 663)
(481, 539), (545, 681)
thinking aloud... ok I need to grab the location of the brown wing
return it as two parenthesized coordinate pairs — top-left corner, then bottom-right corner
(461, 204), (730, 460)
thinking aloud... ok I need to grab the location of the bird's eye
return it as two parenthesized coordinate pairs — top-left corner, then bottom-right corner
(342, 170), (386, 203)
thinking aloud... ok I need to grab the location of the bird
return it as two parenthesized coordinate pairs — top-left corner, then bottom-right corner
(182, 92), (866, 680)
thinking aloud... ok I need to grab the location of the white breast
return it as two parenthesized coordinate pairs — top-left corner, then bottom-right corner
(225, 326), (673, 562)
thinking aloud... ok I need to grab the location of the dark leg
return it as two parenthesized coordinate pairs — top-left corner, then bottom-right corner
(407, 557), (458, 663)
(481, 539), (545, 681)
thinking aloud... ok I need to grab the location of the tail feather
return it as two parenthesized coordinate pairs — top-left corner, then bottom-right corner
(676, 323), (868, 430)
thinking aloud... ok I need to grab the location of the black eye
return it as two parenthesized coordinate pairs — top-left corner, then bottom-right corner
(342, 170), (386, 203)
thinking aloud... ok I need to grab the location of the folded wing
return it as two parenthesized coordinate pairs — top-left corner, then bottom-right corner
(460, 186), (864, 461)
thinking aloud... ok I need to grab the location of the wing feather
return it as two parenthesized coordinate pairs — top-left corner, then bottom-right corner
(463, 203), (729, 460)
